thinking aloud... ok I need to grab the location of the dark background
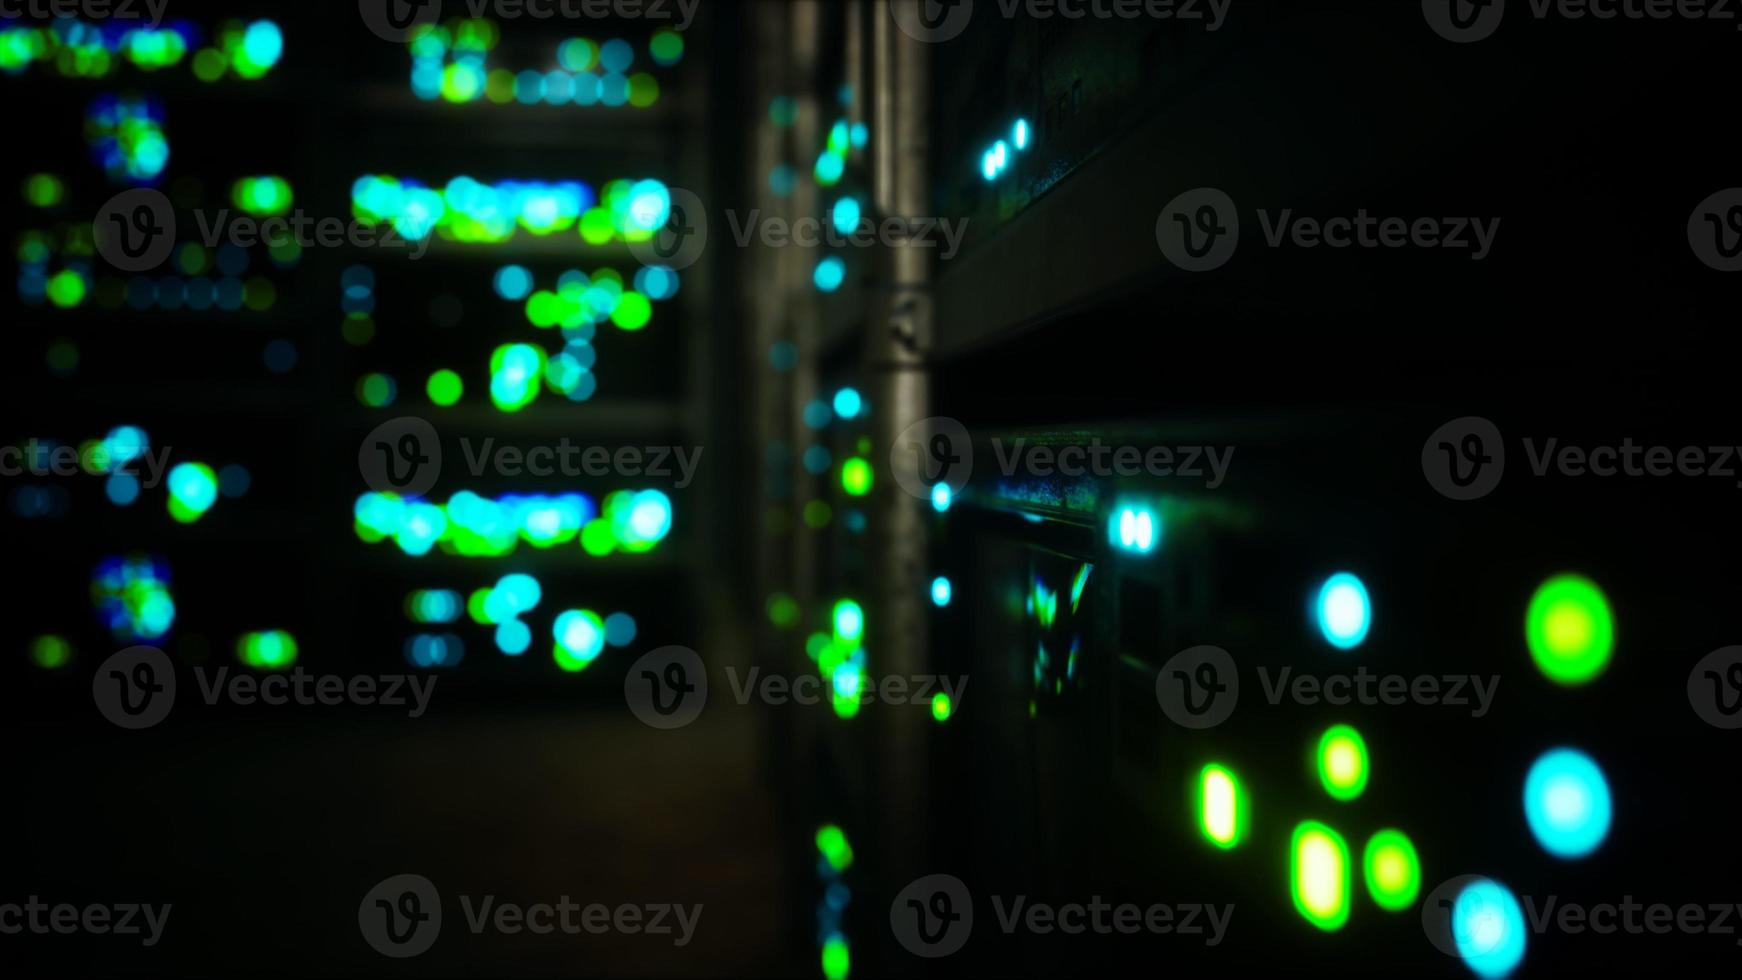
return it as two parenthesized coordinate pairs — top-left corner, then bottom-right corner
(2, 0), (1739, 976)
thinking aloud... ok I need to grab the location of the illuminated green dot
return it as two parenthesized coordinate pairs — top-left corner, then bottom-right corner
(766, 592), (799, 629)
(840, 457), (873, 497)
(238, 630), (298, 671)
(1196, 763), (1247, 849)
(815, 824), (854, 871)
(803, 500), (832, 529)
(357, 373), (396, 408)
(1525, 573), (1613, 686)
(1316, 724), (1369, 801)
(30, 635), (72, 670)
(167, 462), (219, 524)
(192, 47), (228, 81)
(427, 369), (463, 407)
(832, 600), (864, 645)
(1362, 829), (1421, 912)
(931, 692), (952, 722)
(468, 588), (496, 624)
(611, 291), (652, 330)
(579, 207), (615, 245)
(1291, 820), (1351, 931)
(649, 29), (684, 65)
(46, 270), (87, 308)
(23, 173), (65, 208)
(821, 935), (849, 980)
(581, 518), (618, 556)
(627, 72), (659, 108)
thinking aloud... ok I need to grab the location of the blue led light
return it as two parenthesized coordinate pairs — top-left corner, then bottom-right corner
(495, 619), (532, 656)
(931, 483), (952, 513)
(604, 612), (638, 647)
(1453, 879), (1527, 979)
(1013, 118), (1030, 150)
(494, 265), (533, 301)
(831, 197), (861, 236)
(832, 387), (862, 419)
(1110, 506), (1158, 554)
(813, 256), (845, 292)
(105, 472), (139, 507)
(931, 577), (953, 607)
(1315, 572), (1371, 649)
(980, 149), (999, 182)
(803, 400), (832, 429)
(1524, 748), (1612, 859)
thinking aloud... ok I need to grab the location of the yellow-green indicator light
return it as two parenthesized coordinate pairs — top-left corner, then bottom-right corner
(1362, 829), (1421, 911)
(1291, 820), (1351, 931)
(1196, 763), (1247, 849)
(1316, 724), (1369, 801)
(1525, 574), (1613, 685)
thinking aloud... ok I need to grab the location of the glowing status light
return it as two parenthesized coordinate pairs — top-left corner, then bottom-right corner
(428, 369), (464, 407)
(931, 483), (952, 513)
(238, 631), (298, 671)
(1362, 830), (1421, 911)
(1453, 878), (1528, 979)
(1196, 763), (1248, 850)
(1315, 572), (1371, 649)
(1524, 748), (1612, 859)
(31, 635), (72, 670)
(494, 264), (533, 300)
(553, 609), (607, 672)
(832, 387), (863, 419)
(931, 576), (953, 607)
(1525, 574), (1614, 685)
(495, 619), (532, 656)
(816, 824), (854, 872)
(831, 197), (861, 236)
(841, 457), (873, 496)
(1290, 821), (1351, 931)
(931, 692), (953, 722)
(833, 600), (864, 645)
(821, 935), (850, 980)
(167, 462), (219, 523)
(1317, 724), (1370, 801)
(1013, 118), (1031, 150)
(814, 256), (846, 292)
(1110, 506), (1158, 554)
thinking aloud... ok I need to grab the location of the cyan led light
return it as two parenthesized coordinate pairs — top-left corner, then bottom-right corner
(1316, 572), (1371, 649)
(1524, 748), (1611, 859)
(1453, 878), (1527, 979)
(931, 576), (952, 607)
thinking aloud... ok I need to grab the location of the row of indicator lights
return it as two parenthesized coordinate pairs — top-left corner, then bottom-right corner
(979, 119), (1032, 182)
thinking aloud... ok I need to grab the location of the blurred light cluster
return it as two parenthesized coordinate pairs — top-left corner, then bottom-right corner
(0, 18), (279, 79)
(979, 118), (1031, 182)
(814, 824), (854, 980)
(86, 93), (168, 184)
(353, 489), (672, 559)
(19, 229), (287, 313)
(92, 554), (175, 642)
(231, 176), (293, 217)
(796, 599), (866, 720)
(405, 18), (679, 107)
(237, 630), (298, 670)
(351, 175), (670, 247)
(514, 265), (674, 331)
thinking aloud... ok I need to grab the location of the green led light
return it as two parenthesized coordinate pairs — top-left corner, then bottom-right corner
(1525, 573), (1613, 686)
(1316, 724), (1369, 801)
(832, 599), (864, 645)
(238, 630), (298, 671)
(821, 935), (850, 980)
(815, 824), (854, 871)
(427, 369), (464, 407)
(931, 692), (953, 722)
(167, 462), (219, 524)
(30, 634), (72, 670)
(1291, 820), (1351, 931)
(1196, 763), (1247, 849)
(766, 592), (799, 629)
(357, 373), (397, 408)
(1362, 829), (1421, 912)
(803, 500), (832, 529)
(46, 269), (87, 308)
(23, 173), (64, 208)
(232, 176), (292, 217)
(611, 291), (652, 330)
(840, 457), (873, 497)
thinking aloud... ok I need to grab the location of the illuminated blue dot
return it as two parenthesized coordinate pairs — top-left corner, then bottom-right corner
(1110, 506), (1159, 554)
(243, 21), (283, 69)
(604, 612), (638, 648)
(931, 483), (952, 513)
(600, 38), (634, 73)
(600, 72), (629, 106)
(931, 576), (953, 607)
(814, 151), (844, 185)
(981, 149), (999, 182)
(831, 197), (862, 236)
(803, 400), (832, 430)
(1524, 748), (1612, 859)
(850, 122), (869, 148)
(103, 426), (148, 467)
(769, 164), (797, 197)
(1453, 879), (1527, 979)
(1013, 118), (1030, 150)
(218, 465), (252, 498)
(813, 256), (846, 292)
(495, 619), (532, 656)
(494, 265), (533, 301)
(1315, 572), (1370, 649)
(105, 472), (139, 507)
(496, 574), (542, 614)
(633, 265), (679, 300)
(803, 445), (832, 475)
(832, 387), (862, 419)
(515, 69), (545, 104)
